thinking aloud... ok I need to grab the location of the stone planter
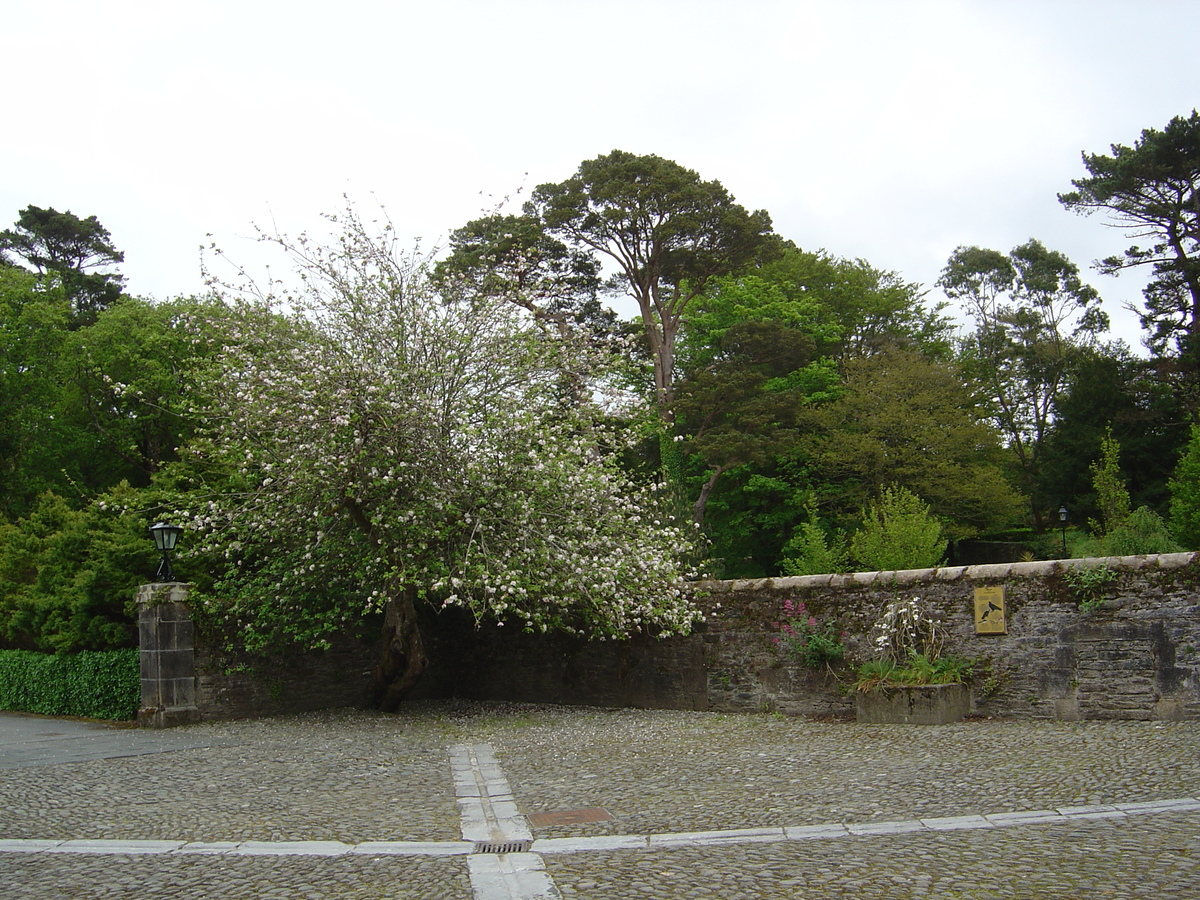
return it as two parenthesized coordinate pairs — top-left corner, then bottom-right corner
(855, 682), (971, 725)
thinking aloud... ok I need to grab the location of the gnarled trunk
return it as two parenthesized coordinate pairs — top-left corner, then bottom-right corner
(369, 585), (428, 711)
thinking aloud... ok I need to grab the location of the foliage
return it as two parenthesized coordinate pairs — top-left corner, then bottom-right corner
(751, 246), (954, 360)
(804, 349), (1025, 539)
(0, 288), (227, 519)
(434, 212), (607, 333)
(867, 596), (946, 663)
(939, 239), (1108, 526)
(1063, 564), (1118, 613)
(1059, 111), (1200, 398)
(668, 251), (961, 576)
(0, 267), (71, 517)
(1037, 347), (1185, 527)
(0, 487), (157, 652)
(1088, 428), (1131, 535)
(0, 648), (139, 719)
(0, 205), (126, 328)
(781, 501), (846, 576)
(674, 319), (817, 526)
(849, 486), (948, 572)
(1076, 506), (1182, 558)
(772, 599), (845, 669)
(854, 596), (969, 690)
(528, 150), (777, 418)
(853, 653), (974, 692)
(189, 205), (700, 666)
(1169, 422), (1200, 549)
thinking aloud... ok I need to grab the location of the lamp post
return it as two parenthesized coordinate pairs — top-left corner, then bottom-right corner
(149, 523), (184, 582)
(1058, 506), (1069, 559)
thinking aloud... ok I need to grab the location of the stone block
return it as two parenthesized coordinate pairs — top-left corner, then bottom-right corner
(855, 683), (971, 725)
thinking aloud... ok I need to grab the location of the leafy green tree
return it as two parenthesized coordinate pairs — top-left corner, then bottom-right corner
(780, 501), (847, 576)
(804, 348), (1025, 539)
(664, 246), (954, 575)
(528, 150), (777, 420)
(1088, 428), (1131, 535)
(433, 212), (621, 410)
(755, 246), (953, 361)
(189, 206), (698, 708)
(1169, 422), (1200, 549)
(0, 268), (72, 517)
(939, 240), (1108, 527)
(1059, 112), (1200, 381)
(1037, 346), (1185, 526)
(0, 206), (125, 327)
(673, 319), (817, 526)
(434, 213), (606, 334)
(0, 290), (225, 519)
(0, 486), (157, 652)
(849, 485), (947, 572)
(58, 297), (227, 486)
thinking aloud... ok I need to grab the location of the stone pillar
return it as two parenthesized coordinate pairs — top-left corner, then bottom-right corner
(137, 582), (202, 728)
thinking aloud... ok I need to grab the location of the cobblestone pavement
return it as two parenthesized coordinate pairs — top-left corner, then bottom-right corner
(1, 702), (1198, 898)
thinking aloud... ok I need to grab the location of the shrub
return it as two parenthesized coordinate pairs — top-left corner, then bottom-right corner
(849, 486), (946, 572)
(1063, 564), (1118, 613)
(1088, 428), (1131, 535)
(0, 487), (156, 652)
(781, 510), (846, 577)
(868, 596), (944, 662)
(853, 652), (974, 692)
(1075, 506), (1182, 558)
(773, 599), (845, 668)
(1169, 422), (1200, 550)
(0, 648), (139, 719)
(854, 596), (972, 691)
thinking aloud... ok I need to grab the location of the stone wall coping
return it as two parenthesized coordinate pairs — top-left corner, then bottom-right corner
(699, 552), (1197, 594)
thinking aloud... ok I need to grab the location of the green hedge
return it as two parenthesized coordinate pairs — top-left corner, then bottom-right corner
(0, 649), (139, 720)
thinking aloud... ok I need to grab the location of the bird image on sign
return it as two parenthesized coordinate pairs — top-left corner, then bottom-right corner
(974, 586), (1006, 634)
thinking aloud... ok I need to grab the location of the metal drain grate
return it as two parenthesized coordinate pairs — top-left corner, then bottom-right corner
(473, 840), (532, 855)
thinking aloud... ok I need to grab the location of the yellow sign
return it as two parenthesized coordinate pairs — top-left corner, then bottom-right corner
(974, 586), (1006, 634)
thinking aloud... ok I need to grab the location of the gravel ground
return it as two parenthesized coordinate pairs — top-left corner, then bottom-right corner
(2, 701), (1199, 899)
(545, 813), (1200, 899)
(0, 852), (471, 899)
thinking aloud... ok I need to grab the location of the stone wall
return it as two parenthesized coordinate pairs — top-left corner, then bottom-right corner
(692, 553), (1200, 721)
(427, 552), (1200, 722)
(137, 583), (380, 726)
(193, 635), (379, 721)
(138, 552), (1200, 725)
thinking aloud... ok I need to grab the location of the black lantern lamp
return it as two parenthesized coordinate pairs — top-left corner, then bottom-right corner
(1058, 506), (1069, 559)
(150, 522), (184, 582)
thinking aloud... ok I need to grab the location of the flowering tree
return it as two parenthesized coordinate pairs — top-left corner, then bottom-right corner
(189, 207), (699, 708)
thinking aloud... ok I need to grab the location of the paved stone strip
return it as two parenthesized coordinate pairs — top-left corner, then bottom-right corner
(534, 796), (1200, 853)
(450, 743), (533, 844)
(450, 743), (560, 900)
(466, 853), (560, 900)
(0, 838), (473, 856)
(2, 795), (1195, 860)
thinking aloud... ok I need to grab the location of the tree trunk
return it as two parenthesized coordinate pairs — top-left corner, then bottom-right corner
(369, 585), (429, 712)
(693, 463), (734, 527)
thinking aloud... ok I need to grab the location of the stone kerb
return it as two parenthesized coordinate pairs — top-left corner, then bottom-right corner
(136, 582), (201, 729)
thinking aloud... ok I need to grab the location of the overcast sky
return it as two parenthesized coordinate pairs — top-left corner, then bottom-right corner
(5, 0), (1198, 349)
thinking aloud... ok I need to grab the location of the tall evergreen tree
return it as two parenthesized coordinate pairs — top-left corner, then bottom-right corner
(0, 206), (126, 327)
